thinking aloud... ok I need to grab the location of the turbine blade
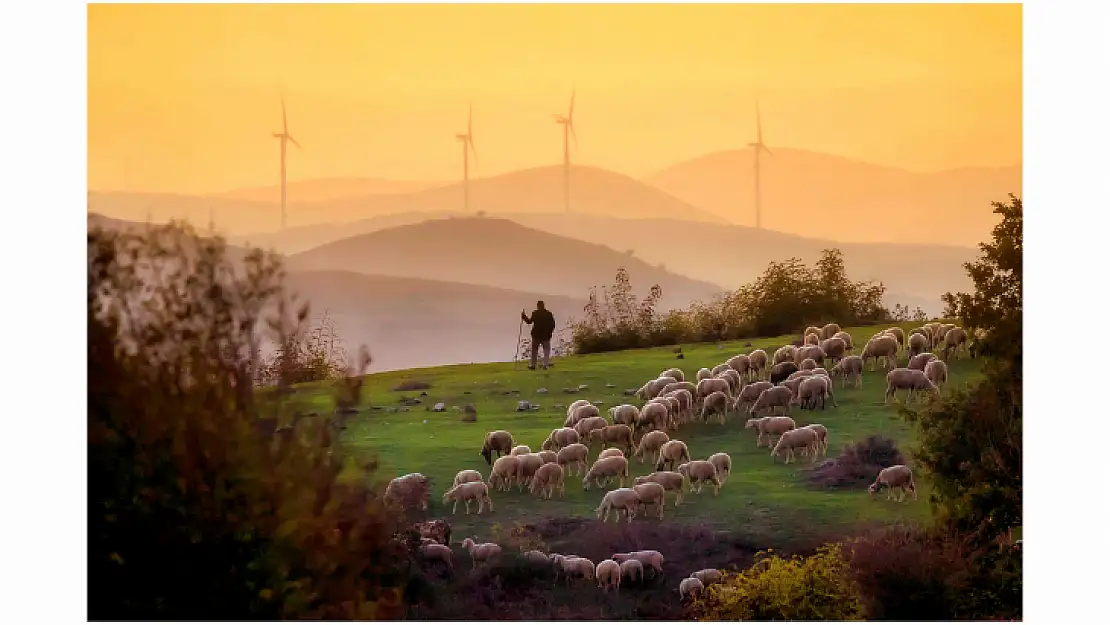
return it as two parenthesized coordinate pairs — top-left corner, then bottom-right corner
(568, 87), (576, 122)
(288, 134), (302, 150)
(282, 95), (288, 134)
(755, 98), (763, 144)
(469, 134), (478, 163)
(468, 103), (473, 137)
(762, 144), (772, 156)
(569, 122), (578, 150)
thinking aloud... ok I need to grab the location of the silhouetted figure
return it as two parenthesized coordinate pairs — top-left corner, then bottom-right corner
(521, 301), (556, 370)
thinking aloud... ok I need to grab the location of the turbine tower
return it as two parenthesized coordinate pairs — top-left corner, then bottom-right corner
(747, 99), (773, 229)
(553, 88), (577, 214)
(455, 104), (478, 212)
(272, 95), (301, 230)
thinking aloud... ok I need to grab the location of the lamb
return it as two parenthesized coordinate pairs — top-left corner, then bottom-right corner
(529, 461), (566, 500)
(588, 424), (635, 454)
(734, 380), (773, 413)
(799, 358), (818, 371)
(677, 460), (721, 496)
(582, 455), (630, 490)
(612, 550), (665, 577)
(566, 403), (601, 428)
(924, 359), (948, 389)
(442, 480), (493, 515)
(596, 559), (623, 593)
(548, 427), (581, 451)
(574, 415), (609, 439)
(820, 336), (848, 363)
(908, 332), (929, 358)
(700, 390), (731, 425)
(619, 558), (644, 584)
(608, 403), (640, 427)
(771, 427), (819, 464)
(514, 453), (546, 491)
(942, 327), (968, 360)
(773, 344), (796, 366)
(696, 377), (733, 404)
(598, 447), (625, 460)
(632, 481), (667, 520)
(383, 473), (430, 511)
(821, 322), (843, 340)
(633, 430), (670, 464)
(679, 577), (705, 600)
(488, 455), (522, 491)
(655, 439), (692, 471)
(510, 444), (532, 456)
(745, 415), (796, 448)
(418, 543), (454, 570)
(556, 443), (589, 477)
(634, 471), (686, 506)
(908, 352), (937, 371)
(707, 452), (732, 486)
(800, 423), (829, 457)
(861, 335), (900, 371)
(869, 464), (918, 502)
(830, 355), (864, 388)
(769, 361), (800, 384)
(884, 368), (938, 405)
(480, 430), (515, 465)
(750, 385), (794, 416)
(748, 348), (769, 380)
(595, 488), (642, 523)
(884, 327), (906, 350)
(460, 537), (502, 569)
(453, 469), (483, 488)
(727, 354), (752, 380)
(692, 568), (724, 586)
(832, 330), (855, 350)
(637, 376), (678, 400)
(659, 367), (686, 382)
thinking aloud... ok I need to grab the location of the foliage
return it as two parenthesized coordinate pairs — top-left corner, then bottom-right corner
(693, 544), (864, 621)
(489, 521), (548, 553)
(88, 221), (409, 619)
(891, 303), (930, 323)
(253, 309), (348, 388)
(569, 266), (665, 353)
(806, 435), (906, 490)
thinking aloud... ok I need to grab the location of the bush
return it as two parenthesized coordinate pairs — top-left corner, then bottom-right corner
(254, 309), (349, 388)
(392, 378), (432, 391)
(693, 544), (865, 621)
(806, 435), (906, 490)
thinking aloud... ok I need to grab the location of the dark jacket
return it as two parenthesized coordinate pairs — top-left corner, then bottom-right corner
(523, 308), (556, 340)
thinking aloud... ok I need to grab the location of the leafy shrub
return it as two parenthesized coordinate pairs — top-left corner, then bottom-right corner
(806, 435), (906, 490)
(253, 309), (349, 388)
(693, 544), (864, 621)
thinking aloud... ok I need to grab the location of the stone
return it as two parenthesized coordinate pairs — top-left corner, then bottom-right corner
(676, 353), (685, 360)
(537, 387), (549, 394)
(605, 383), (616, 388)
(562, 387), (578, 394)
(433, 403), (446, 412)
(623, 389), (637, 396)
(516, 400), (533, 412)
(578, 384), (589, 390)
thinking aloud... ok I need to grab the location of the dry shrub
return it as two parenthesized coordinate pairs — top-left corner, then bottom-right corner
(806, 434), (905, 489)
(392, 378), (432, 391)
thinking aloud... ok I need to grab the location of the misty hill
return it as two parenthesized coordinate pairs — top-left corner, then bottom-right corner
(219, 177), (444, 203)
(283, 217), (726, 310)
(88, 191), (285, 234)
(642, 147), (1021, 247)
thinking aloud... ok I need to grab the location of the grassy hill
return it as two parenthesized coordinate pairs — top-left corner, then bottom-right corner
(283, 321), (978, 549)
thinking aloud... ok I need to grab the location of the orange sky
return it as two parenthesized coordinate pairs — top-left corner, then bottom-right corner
(88, 3), (1022, 194)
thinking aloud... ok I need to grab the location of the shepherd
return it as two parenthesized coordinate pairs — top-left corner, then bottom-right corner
(521, 301), (556, 370)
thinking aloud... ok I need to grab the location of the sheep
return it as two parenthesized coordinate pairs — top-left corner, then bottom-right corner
(488, 455), (521, 491)
(832, 330), (855, 350)
(771, 427), (819, 464)
(749, 348), (769, 380)
(529, 461), (566, 499)
(664, 389), (695, 424)
(727, 354), (752, 379)
(588, 424), (635, 454)
(619, 558), (644, 584)
(596, 559), (622, 593)
(707, 452), (732, 486)
(884, 368), (938, 405)
(711, 363), (732, 376)
(716, 368), (743, 396)
(924, 359), (948, 389)
(553, 555), (596, 585)
(633, 430), (670, 464)
(383, 473), (430, 511)
(636, 401), (670, 434)
(598, 447), (625, 461)
(869, 464), (918, 502)
(635, 471), (686, 506)
(830, 355), (864, 388)
(861, 335), (900, 371)
(797, 375), (833, 410)
(460, 538), (502, 569)
(632, 481), (667, 520)
(773, 344), (796, 366)
(734, 380), (773, 413)
(637, 376), (678, 400)
(660, 381), (698, 398)
(821, 322), (842, 340)
(510, 444), (532, 456)
(750, 385), (793, 417)
(582, 455), (630, 490)
(799, 358), (818, 371)
(804, 325), (822, 340)
(943, 327), (968, 360)
(480, 430), (515, 465)
(700, 390), (731, 425)
(800, 423), (829, 456)
(657, 395), (682, 427)
(595, 488), (642, 523)
(547, 427), (581, 451)
(556, 443), (589, 477)
(795, 344), (827, 366)
(696, 377), (733, 405)
(608, 403), (640, 427)
(418, 543), (454, 570)
(677, 460), (721, 496)
(885, 327), (906, 350)
(746, 415), (796, 448)
(523, 549), (551, 568)
(574, 415), (609, 439)
(537, 449), (558, 464)
(780, 377), (806, 403)
(820, 336), (848, 363)
(453, 469), (483, 488)
(659, 367), (685, 382)
(442, 480), (493, 515)
(692, 568), (724, 586)
(612, 550), (665, 577)
(679, 577), (704, 600)
(515, 453), (546, 491)
(566, 403), (601, 428)
(655, 439), (692, 471)
(804, 332), (821, 345)
(938, 323), (957, 346)
(770, 361), (800, 385)
(908, 352), (937, 371)
(696, 367), (714, 382)
(908, 332), (929, 358)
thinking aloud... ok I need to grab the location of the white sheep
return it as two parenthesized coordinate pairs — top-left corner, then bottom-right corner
(727, 354), (752, 380)
(664, 388), (695, 424)
(829, 355), (863, 389)
(597, 447), (625, 461)
(514, 453), (546, 491)
(453, 469), (484, 488)
(771, 427), (819, 464)
(574, 415), (609, 439)
(924, 359), (948, 389)
(442, 481), (493, 515)
(481, 430), (515, 465)
(869, 464), (918, 502)
(696, 377), (732, 404)
(419, 543), (454, 570)
(548, 427), (581, 451)
(608, 403), (641, 427)
(595, 488), (642, 523)
(884, 327), (906, 350)
(908, 352), (937, 371)
(556, 442), (590, 477)
(633, 430), (670, 465)
(632, 481), (667, 520)
(634, 471), (687, 507)
(679, 577), (704, 600)
(832, 330), (855, 351)
(884, 368), (938, 405)
(677, 460), (721, 496)
(596, 559), (622, 593)
(510, 444), (532, 456)
(582, 455), (630, 490)
(707, 452), (733, 485)
(942, 327), (968, 360)
(908, 332), (929, 358)
(566, 403), (601, 428)
(748, 348), (769, 380)
(588, 424), (635, 454)
(460, 538), (502, 569)
(529, 461), (566, 499)
(636, 401), (670, 433)
(612, 550), (665, 577)
(799, 423), (829, 457)
(655, 439), (692, 471)
(749, 385), (793, 417)
(488, 455), (521, 491)
(619, 558), (644, 584)
(734, 380), (773, 413)
(773, 344), (796, 365)
(383, 473), (430, 512)
(700, 389), (731, 425)
(553, 554), (596, 585)
(692, 568), (724, 586)
(861, 335), (900, 371)
(819, 336), (848, 363)
(745, 415), (796, 448)
(696, 367), (713, 383)
(637, 376), (677, 400)
(659, 367), (686, 382)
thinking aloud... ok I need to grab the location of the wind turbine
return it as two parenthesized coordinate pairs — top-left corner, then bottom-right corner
(747, 99), (772, 229)
(553, 88), (577, 214)
(455, 104), (478, 212)
(272, 95), (301, 230)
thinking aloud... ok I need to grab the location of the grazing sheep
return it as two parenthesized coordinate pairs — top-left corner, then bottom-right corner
(418, 543), (453, 570)
(716, 368), (743, 396)
(588, 424), (635, 455)
(515, 453), (546, 491)
(734, 380), (774, 413)
(529, 461), (566, 499)
(770, 361), (800, 384)
(556, 443), (589, 477)
(832, 330), (855, 350)
(595, 488), (642, 523)
(885, 327), (906, 350)
(829, 355), (862, 388)
(707, 452), (732, 486)
(548, 427), (581, 451)
(566, 399), (592, 418)
(633, 430), (671, 465)
(488, 455), (522, 491)
(869, 464), (918, 502)
(537, 449), (558, 464)
(797, 375), (831, 410)
(677, 460), (721, 496)
(884, 368), (939, 405)
(566, 403), (601, 428)
(664, 389), (695, 424)
(608, 403), (641, 427)
(442, 481), (493, 515)
(796, 345), (828, 366)
(692, 568), (724, 586)
(799, 358), (818, 371)
(696, 367), (713, 383)
(574, 415), (609, 439)
(943, 327), (968, 360)
(745, 415), (796, 448)
(773, 345), (796, 366)
(619, 558), (644, 584)
(938, 323), (957, 346)
(596, 559), (623, 593)
(632, 481), (667, 520)
(804, 325), (822, 340)
(480, 430), (515, 465)
(636, 401), (670, 434)
(634, 471), (686, 506)
(804, 332), (821, 346)
(924, 359), (949, 389)
(771, 427), (819, 464)
(821, 322), (842, 340)
(700, 390), (731, 425)
(636, 377), (677, 401)
(510, 444), (532, 456)
(612, 550), (665, 577)
(908, 332), (929, 358)
(659, 367), (686, 382)
(453, 469), (484, 488)
(383, 473), (430, 512)
(582, 455), (630, 490)
(460, 538), (502, 569)
(861, 335), (900, 371)
(711, 363), (732, 376)
(800, 423), (829, 457)
(749, 348), (769, 380)
(656, 439), (692, 471)
(820, 337), (848, 363)
(750, 385), (794, 417)
(696, 377), (733, 405)
(679, 577), (704, 600)
(523, 549), (551, 568)
(598, 447), (625, 461)
(727, 354), (752, 380)
(908, 352), (937, 371)
(660, 381), (698, 398)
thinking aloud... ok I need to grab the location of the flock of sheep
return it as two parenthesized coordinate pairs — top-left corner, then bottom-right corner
(382, 321), (969, 599)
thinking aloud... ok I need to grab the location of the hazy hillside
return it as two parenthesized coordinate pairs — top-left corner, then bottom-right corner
(283, 217), (726, 310)
(219, 177), (444, 203)
(642, 147), (1021, 247)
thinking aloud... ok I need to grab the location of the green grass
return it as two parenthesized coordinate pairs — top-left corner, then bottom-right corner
(289, 322), (979, 548)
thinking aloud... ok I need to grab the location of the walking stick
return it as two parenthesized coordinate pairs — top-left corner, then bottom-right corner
(512, 317), (524, 370)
